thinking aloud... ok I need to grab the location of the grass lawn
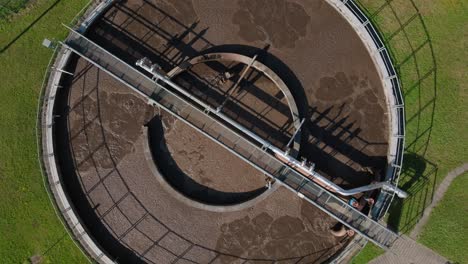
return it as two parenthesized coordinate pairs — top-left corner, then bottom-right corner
(0, 0), (90, 262)
(351, 244), (384, 264)
(0, 0), (30, 19)
(419, 173), (468, 264)
(352, 0), (467, 262)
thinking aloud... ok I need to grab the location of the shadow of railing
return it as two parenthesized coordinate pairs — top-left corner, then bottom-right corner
(51, 0), (370, 261)
(54, 56), (144, 263)
(358, 0), (437, 157)
(88, 3), (303, 148)
(87, 0), (213, 71)
(170, 64), (295, 148)
(303, 105), (388, 188)
(386, 153), (437, 233)
(55, 55), (342, 263)
(91, 0), (386, 191)
(147, 115), (267, 205)
(356, 0), (438, 232)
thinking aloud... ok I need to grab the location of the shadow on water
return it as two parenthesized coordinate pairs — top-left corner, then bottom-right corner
(200, 43), (310, 119)
(50, 0), (445, 261)
(146, 115), (267, 205)
(55, 17), (342, 264)
(172, 43), (309, 149)
(88, 0), (389, 188)
(54, 55), (144, 263)
(302, 105), (388, 188)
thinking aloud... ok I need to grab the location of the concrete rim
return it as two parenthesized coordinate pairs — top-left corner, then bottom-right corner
(143, 126), (280, 213)
(167, 52), (303, 155)
(39, 1), (404, 262)
(141, 51), (303, 212)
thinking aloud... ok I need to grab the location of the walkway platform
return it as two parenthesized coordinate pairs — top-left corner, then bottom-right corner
(62, 27), (400, 249)
(370, 235), (448, 264)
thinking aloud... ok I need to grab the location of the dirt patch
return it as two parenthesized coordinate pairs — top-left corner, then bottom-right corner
(29, 255), (43, 264)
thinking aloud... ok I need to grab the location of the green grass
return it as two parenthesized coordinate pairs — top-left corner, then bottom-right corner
(0, 0), (30, 19)
(352, 0), (467, 262)
(419, 173), (468, 264)
(0, 0), (89, 262)
(351, 244), (384, 264)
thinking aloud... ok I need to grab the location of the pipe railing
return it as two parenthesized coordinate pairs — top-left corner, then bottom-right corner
(39, 1), (115, 263)
(324, 0), (407, 260)
(62, 28), (403, 249)
(338, 0), (406, 220)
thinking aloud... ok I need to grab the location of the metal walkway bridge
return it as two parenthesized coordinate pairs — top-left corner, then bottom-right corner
(61, 27), (401, 249)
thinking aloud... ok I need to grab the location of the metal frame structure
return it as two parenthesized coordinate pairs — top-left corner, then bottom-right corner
(334, 0), (406, 221)
(324, 0), (407, 261)
(135, 56), (407, 199)
(60, 25), (406, 249)
(38, 1), (116, 263)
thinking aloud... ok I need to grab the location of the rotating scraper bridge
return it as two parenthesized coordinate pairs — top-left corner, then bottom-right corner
(40, 0), (407, 263)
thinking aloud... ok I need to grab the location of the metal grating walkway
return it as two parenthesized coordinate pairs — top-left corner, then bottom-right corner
(62, 28), (399, 249)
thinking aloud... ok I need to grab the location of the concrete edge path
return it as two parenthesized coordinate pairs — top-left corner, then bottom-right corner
(369, 163), (468, 264)
(369, 235), (449, 264)
(410, 163), (468, 239)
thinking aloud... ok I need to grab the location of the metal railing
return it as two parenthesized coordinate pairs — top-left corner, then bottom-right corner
(62, 28), (400, 249)
(38, 1), (116, 263)
(339, 0), (406, 220)
(68, 0), (100, 30)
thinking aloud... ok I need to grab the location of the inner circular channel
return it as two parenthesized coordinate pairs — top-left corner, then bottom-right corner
(148, 52), (302, 207)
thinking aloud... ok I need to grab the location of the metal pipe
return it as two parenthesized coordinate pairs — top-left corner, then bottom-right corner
(273, 150), (408, 198)
(136, 57), (408, 199)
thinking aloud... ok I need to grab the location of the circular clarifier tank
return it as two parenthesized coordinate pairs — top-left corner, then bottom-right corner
(45, 0), (395, 263)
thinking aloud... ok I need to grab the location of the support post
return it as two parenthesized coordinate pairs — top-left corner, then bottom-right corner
(217, 54), (258, 112)
(286, 118), (305, 150)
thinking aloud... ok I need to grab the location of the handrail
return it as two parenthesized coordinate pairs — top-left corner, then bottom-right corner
(38, 1), (116, 263)
(62, 28), (402, 249)
(136, 55), (408, 199)
(322, 0), (407, 259)
(335, 0), (406, 220)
